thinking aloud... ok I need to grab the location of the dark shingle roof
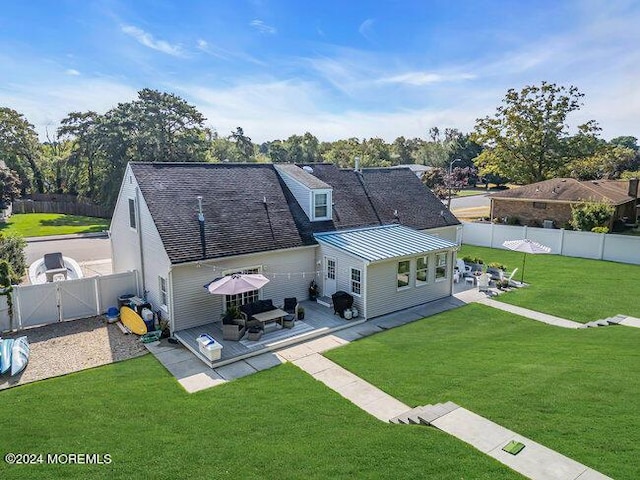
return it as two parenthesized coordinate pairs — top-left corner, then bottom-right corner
(130, 162), (459, 264)
(131, 163), (305, 264)
(490, 178), (635, 205)
(360, 168), (460, 228)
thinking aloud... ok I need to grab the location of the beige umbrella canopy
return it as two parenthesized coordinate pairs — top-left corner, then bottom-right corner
(502, 239), (551, 283)
(204, 274), (270, 295)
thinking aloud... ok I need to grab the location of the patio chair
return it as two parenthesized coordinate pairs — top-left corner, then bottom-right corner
(477, 273), (490, 292)
(283, 297), (298, 316)
(505, 268), (519, 287)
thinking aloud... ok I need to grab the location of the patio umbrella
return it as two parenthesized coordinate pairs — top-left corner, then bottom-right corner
(502, 239), (551, 284)
(204, 273), (270, 295)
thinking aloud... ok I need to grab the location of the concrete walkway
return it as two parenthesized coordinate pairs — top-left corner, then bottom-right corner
(431, 407), (612, 480)
(477, 298), (583, 329)
(293, 353), (410, 421)
(619, 316), (640, 328)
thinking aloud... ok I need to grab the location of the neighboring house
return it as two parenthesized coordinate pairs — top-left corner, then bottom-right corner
(110, 162), (460, 338)
(489, 178), (639, 229)
(392, 164), (432, 179)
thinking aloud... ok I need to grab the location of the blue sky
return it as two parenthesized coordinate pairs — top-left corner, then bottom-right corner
(1, 0), (639, 142)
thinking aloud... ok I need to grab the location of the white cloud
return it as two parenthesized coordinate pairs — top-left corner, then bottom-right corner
(121, 24), (184, 57)
(65, 69), (81, 76)
(197, 39), (208, 50)
(380, 71), (476, 86)
(250, 20), (277, 35)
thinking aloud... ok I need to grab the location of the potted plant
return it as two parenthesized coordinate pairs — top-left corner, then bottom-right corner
(159, 318), (171, 338)
(308, 280), (319, 300)
(297, 306), (305, 320)
(221, 305), (242, 324)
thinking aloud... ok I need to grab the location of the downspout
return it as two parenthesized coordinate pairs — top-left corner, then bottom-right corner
(167, 266), (175, 334)
(135, 187), (146, 296)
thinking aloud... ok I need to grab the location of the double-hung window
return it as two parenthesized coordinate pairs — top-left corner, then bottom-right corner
(350, 268), (362, 296)
(159, 276), (168, 308)
(314, 193), (328, 219)
(128, 198), (136, 229)
(416, 256), (428, 286)
(435, 253), (448, 281)
(397, 260), (410, 289)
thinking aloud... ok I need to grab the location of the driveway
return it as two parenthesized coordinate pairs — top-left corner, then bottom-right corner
(25, 235), (111, 264)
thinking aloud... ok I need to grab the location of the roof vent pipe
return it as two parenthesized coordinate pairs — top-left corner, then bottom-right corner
(354, 156), (360, 172)
(197, 196), (206, 258)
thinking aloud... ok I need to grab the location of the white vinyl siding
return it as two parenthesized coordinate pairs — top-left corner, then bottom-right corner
(435, 252), (448, 281)
(171, 247), (316, 331)
(276, 168), (313, 218)
(366, 250), (453, 319)
(222, 266), (261, 310)
(316, 245), (366, 318)
(111, 164), (172, 321)
(350, 268), (361, 296)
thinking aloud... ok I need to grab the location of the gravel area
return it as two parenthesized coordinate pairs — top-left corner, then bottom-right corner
(0, 316), (147, 390)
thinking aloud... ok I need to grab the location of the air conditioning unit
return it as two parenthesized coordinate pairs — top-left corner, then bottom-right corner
(543, 220), (554, 229)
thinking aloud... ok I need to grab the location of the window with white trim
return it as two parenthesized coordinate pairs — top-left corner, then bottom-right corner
(224, 267), (261, 310)
(416, 256), (428, 286)
(159, 276), (168, 307)
(314, 192), (328, 218)
(397, 260), (410, 289)
(128, 198), (136, 229)
(435, 253), (448, 281)
(350, 268), (361, 296)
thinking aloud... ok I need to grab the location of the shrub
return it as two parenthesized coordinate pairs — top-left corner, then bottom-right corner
(591, 226), (609, 234)
(570, 202), (614, 232)
(0, 233), (26, 284)
(505, 216), (520, 225)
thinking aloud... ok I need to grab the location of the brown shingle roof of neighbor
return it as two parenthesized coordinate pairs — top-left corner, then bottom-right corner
(130, 162), (306, 264)
(489, 178), (636, 205)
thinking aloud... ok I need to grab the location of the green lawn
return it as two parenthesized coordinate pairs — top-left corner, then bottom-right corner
(326, 304), (640, 480)
(459, 245), (640, 323)
(0, 213), (109, 237)
(455, 189), (486, 197)
(0, 355), (521, 479)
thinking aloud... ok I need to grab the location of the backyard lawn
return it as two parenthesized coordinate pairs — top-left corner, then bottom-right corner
(0, 355), (521, 479)
(0, 213), (109, 237)
(459, 244), (640, 323)
(326, 304), (640, 480)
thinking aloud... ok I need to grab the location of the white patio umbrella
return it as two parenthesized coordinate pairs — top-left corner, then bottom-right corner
(204, 273), (270, 295)
(502, 239), (551, 284)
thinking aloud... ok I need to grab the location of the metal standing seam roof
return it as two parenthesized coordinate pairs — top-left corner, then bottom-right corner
(314, 224), (457, 263)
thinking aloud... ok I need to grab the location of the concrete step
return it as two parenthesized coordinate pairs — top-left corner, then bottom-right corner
(607, 315), (626, 325)
(316, 296), (332, 308)
(417, 402), (460, 425)
(389, 406), (430, 424)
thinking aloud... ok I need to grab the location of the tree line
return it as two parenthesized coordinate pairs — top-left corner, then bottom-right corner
(1, 82), (638, 212)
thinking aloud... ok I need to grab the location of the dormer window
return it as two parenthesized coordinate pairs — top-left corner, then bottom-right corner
(315, 193), (328, 218)
(312, 190), (331, 221)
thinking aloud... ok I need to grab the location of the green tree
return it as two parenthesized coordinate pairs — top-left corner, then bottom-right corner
(471, 82), (600, 184)
(0, 164), (21, 204)
(567, 145), (637, 180)
(570, 202), (614, 232)
(391, 136), (412, 165)
(0, 233), (26, 284)
(0, 107), (45, 194)
(229, 127), (254, 162)
(609, 136), (638, 151)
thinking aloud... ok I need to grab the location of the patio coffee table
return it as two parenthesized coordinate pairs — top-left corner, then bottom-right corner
(252, 308), (288, 328)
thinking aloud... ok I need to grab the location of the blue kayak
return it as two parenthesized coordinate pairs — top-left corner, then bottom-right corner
(0, 338), (14, 374)
(10, 337), (29, 376)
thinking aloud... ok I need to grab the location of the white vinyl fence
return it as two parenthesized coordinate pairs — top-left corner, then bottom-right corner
(1, 271), (138, 332)
(461, 222), (640, 265)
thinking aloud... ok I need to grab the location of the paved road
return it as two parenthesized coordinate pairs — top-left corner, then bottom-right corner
(449, 193), (491, 210)
(25, 237), (112, 264)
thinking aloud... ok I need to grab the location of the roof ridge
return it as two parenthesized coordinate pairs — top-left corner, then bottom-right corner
(315, 224), (399, 237)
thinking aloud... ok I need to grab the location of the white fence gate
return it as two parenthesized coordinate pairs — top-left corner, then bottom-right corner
(461, 222), (640, 265)
(3, 271), (138, 332)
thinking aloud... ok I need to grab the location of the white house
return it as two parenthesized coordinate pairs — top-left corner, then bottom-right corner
(110, 162), (460, 341)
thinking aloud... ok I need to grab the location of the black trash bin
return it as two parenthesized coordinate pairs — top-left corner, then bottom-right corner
(331, 291), (354, 318)
(118, 294), (135, 308)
